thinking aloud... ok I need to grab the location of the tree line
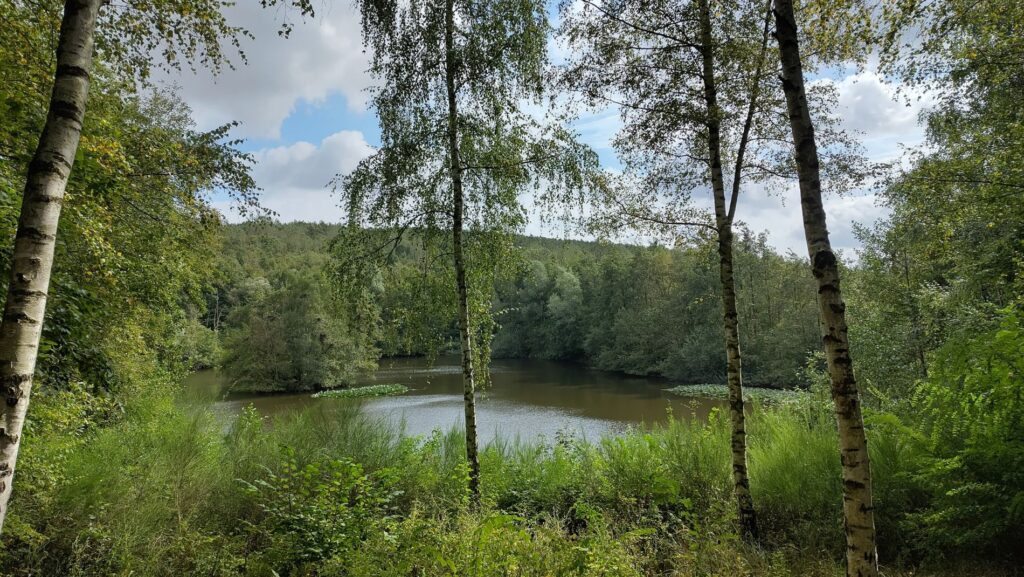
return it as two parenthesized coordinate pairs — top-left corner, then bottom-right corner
(209, 223), (822, 389)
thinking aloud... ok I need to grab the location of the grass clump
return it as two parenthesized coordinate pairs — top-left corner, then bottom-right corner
(312, 384), (409, 399)
(667, 383), (804, 404)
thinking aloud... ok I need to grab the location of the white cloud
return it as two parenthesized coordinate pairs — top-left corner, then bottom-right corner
(733, 184), (889, 257)
(816, 70), (932, 163)
(830, 71), (922, 136)
(217, 130), (375, 222)
(573, 108), (622, 155)
(183, 17), (916, 256)
(160, 2), (371, 139)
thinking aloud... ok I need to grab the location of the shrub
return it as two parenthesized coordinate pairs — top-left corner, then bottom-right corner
(240, 450), (400, 573)
(3, 368), (1012, 576)
(907, 304), (1024, 560)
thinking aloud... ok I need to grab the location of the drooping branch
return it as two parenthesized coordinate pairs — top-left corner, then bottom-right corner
(609, 193), (718, 233)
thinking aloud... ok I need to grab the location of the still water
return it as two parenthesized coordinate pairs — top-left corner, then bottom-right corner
(188, 356), (724, 444)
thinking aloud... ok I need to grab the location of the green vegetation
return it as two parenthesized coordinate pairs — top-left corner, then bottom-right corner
(221, 272), (375, 393)
(0, 0), (1020, 573)
(206, 223), (379, 393)
(210, 224), (820, 389)
(313, 384), (410, 399)
(491, 233), (820, 387)
(3, 382), (1019, 575)
(667, 384), (804, 404)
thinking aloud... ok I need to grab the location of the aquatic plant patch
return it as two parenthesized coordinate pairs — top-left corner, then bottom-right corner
(313, 384), (410, 399)
(666, 384), (805, 404)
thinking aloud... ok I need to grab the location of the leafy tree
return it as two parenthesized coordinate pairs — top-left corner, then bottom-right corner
(840, 1), (1024, 560)
(488, 233), (819, 386)
(343, 0), (599, 502)
(222, 274), (375, 392)
(493, 260), (584, 360)
(0, 0), (315, 532)
(173, 318), (222, 371)
(558, 0), (819, 538)
(849, 0), (1024, 405)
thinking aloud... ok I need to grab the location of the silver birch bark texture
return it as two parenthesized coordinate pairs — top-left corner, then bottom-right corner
(697, 0), (759, 541)
(444, 0), (481, 504)
(0, 0), (103, 533)
(771, 0), (879, 574)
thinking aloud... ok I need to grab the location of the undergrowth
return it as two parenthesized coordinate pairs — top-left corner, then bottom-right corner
(0, 379), (1018, 576)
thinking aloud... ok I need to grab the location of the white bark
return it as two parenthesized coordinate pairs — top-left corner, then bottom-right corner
(0, 0), (102, 533)
(444, 0), (481, 503)
(772, 1), (879, 574)
(698, 0), (758, 540)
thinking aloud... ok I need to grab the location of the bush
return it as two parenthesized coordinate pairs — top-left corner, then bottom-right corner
(907, 304), (1024, 560)
(240, 450), (400, 572)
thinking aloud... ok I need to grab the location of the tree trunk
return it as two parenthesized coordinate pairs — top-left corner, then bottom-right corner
(213, 291), (221, 333)
(0, 0), (102, 534)
(772, 1), (879, 575)
(698, 0), (758, 541)
(716, 225), (760, 539)
(444, 0), (481, 504)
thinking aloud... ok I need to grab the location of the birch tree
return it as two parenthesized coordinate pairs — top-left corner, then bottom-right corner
(772, 0), (878, 574)
(344, 0), (598, 503)
(0, 0), (312, 534)
(0, 2), (103, 533)
(559, 0), (785, 540)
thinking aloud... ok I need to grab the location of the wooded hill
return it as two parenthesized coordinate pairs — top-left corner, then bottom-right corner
(209, 221), (821, 390)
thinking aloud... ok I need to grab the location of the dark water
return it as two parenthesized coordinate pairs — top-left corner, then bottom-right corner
(187, 357), (725, 443)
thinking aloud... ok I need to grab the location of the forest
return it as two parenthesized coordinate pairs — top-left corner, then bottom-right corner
(208, 222), (822, 391)
(0, 0), (1021, 576)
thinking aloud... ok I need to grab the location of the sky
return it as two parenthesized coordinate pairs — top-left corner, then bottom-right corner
(161, 1), (931, 256)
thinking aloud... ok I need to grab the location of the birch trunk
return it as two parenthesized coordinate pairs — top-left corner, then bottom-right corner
(0, 0), (102, 534)
(698, 0), (758, 541)
(444, 0), (481, 504)
(772, 1), (879, 574)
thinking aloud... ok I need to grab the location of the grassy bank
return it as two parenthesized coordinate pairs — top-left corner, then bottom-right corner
(0, 384), (1014, 577)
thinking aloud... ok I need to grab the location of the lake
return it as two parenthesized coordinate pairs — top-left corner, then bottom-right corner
(187, 356), (726, 443)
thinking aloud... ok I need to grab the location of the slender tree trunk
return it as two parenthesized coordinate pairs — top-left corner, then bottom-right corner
(444, 0), (481, 504)
(697, 0), (758, 541)
(772, 1), (878, 575)
(213, 291), (221, 333)
(902, 257), (927, 379)
(715, 225), (759, 539)
(0, 0), (102, 534)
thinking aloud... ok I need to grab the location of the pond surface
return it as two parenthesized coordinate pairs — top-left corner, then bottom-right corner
(187, 356), (725, 444)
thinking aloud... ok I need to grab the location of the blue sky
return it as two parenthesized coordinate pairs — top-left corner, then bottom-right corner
(163, 1), (929, 256)
(242, 92), (380, 153)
